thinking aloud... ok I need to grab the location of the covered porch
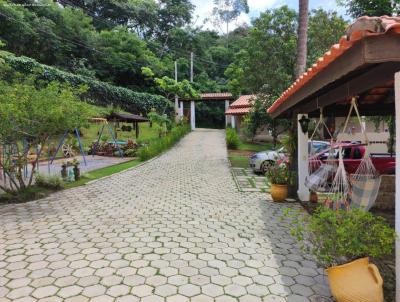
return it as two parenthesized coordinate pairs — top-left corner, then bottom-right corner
(267, 16), (400, 299)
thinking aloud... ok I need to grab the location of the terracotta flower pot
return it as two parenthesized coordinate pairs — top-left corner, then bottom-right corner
(310, 191), (318, 203)
(270, 184), (288, 202)
(326, 257), (383, 302)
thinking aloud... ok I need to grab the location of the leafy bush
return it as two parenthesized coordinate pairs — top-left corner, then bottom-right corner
(226, 128), (240, 149)
(124, 148), (137, 157)
(137, 125), (191, 161)
(0, 77), (93, 193)
(1, 52), (172, 115)
(148, 110), (171, 137)
(35, 174), (64, 190)
(284, 207), (396, 267)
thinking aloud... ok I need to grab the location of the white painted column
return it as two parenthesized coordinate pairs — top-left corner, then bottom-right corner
(179, 101), (184, 118)
(231, 115), (236, 129)
(395, 71), (400, 301)
(174, 97), (179, 123)
(297, 114), (309, 201)
(225, 100), (230, 127)
(190, 101), (196, 130)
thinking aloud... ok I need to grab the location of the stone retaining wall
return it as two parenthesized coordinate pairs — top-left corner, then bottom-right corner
(374, 175), (395, 210)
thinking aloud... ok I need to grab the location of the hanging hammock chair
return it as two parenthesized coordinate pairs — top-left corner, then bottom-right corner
(325, 147), (351, 210)
(305, 109), (337, 192)
(324, 97), (381, 211)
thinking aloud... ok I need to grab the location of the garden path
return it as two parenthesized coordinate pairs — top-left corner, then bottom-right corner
(0, 129), (331, 301)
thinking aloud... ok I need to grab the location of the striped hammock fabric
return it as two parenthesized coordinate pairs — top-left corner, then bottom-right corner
(350, 175), (381, 211)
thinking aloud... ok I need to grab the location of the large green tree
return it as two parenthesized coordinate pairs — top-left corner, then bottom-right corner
(225, 6), (298, 96)
(307, 9), (348, 64)
(0, 70), (93, 193)
(93, 28), (166, 88)
(225, 6), (349, 96)
(210, 0), (249, 35)
(338, 0), (399, 18)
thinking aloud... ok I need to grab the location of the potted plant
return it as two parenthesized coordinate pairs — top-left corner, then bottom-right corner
(265, 160), (289, 202)
(72, 159), (80, 181)
(284, 207), (396, 302)
(60, 161), (68, 180)
(309, 190), (318, 203)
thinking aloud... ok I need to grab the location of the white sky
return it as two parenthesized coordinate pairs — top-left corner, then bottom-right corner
(190, 0), (349, 32)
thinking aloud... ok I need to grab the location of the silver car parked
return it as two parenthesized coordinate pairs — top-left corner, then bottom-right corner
(249, 141), (330, 174)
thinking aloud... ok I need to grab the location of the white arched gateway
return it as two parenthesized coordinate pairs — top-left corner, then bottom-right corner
(178, 93), (234, 129)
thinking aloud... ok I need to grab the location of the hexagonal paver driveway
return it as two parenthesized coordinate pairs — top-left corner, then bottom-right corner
(0, 129), (332, 301)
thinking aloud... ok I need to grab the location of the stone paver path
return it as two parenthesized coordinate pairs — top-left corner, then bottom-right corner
(231, 168), (270, 192)
(0, 129), (331, 302)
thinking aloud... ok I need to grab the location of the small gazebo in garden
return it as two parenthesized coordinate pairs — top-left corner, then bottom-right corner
(225, 94), (255, 131)
(106, 112), (149, 138)
(267, 16), (400, 299)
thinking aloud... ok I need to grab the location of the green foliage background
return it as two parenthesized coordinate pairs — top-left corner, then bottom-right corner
(1, 52), (172, 115)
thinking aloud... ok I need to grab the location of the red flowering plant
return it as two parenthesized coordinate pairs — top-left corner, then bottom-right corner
(265, 159), (290, 185)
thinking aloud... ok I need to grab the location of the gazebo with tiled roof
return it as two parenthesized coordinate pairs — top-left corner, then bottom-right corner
(225, 95), (255, 129)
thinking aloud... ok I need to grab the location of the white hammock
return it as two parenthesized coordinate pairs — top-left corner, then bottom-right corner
(305, 109), (337, 192)
(324, 147), (351, 210)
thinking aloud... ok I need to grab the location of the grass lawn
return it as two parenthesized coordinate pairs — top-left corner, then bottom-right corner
(64, 158), (142, 188)
(79, 122), (158, 147)
(237, 140), (273, 152)
(228, 138), (274, 168)
(229, 155), (249, 168)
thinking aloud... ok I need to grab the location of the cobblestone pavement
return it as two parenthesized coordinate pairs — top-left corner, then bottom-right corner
(231, 168), (270, 193)
(0, 129), (332, 302)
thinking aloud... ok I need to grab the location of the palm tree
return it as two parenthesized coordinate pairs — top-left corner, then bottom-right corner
(296, 0), (309, 78)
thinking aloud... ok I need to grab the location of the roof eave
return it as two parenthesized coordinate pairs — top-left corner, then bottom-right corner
(269, 34), (400, 119)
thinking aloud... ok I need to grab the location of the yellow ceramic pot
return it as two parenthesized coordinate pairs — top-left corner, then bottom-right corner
(270, 184), (288, 202)
(326, 257), (383, 302)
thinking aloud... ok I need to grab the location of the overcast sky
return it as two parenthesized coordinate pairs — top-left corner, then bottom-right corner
(191, 0), (349, 32)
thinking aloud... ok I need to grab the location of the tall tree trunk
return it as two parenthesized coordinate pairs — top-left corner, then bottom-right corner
(296, 0), (309, 78)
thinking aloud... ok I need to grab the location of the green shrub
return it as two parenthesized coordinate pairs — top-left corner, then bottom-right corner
(124, 148), (137, 157)
(137, 125), (191, 161)
(226, 128), (240, 149)
(284, 207), (396, 267)
(35, 174), (64, 190)
(1, 52), (172, 115)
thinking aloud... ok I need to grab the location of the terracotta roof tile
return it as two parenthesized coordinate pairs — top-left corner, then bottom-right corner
(268, 16), (400, 114)
(225, 94), (256, 115)
(200, 92), (233, 99)
(225, 107), (251, 115)
(230, 94), (255, 108)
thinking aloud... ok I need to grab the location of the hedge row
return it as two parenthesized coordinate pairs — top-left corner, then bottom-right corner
(1, 52), (172, 115)
(137, 125), (191, 161)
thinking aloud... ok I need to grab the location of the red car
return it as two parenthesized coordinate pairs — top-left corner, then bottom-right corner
(314, 143), (395, 175)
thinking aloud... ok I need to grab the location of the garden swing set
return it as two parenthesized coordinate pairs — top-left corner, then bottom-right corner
(305, 97), (382, 211)
(0, 118), (124, 190)
(89, 118), (123, 157)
